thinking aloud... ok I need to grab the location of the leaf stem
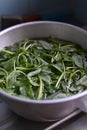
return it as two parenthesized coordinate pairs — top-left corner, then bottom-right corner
(37, 76), (43, 99)
(55, 71), (66, 88)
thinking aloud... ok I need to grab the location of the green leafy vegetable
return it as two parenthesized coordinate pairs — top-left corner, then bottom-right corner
(0, 38), (87, 100)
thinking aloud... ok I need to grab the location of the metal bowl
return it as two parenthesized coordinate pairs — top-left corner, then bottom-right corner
(0, 21), (87, 122)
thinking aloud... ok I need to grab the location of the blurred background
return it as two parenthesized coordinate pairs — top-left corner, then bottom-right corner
(0, 1), (87, 130)
(0, 0), (87, 30)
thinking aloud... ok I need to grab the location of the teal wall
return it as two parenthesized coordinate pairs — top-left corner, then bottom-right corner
(71, 0), (87, 24)
(0, 0), (70, 15)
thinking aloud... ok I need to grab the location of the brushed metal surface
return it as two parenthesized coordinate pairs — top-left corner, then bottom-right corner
(0, 102), (86, 130)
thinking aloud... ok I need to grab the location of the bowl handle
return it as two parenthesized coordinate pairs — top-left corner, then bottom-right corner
(75, 96), (87, 113)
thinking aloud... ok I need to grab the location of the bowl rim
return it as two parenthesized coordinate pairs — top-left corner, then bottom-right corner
(0, 21), (87, 36)
(0, 21), (87, 104)
(0, 89), (87, 104)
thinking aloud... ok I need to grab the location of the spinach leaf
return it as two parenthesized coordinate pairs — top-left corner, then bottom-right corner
(0, 38), (87, 100)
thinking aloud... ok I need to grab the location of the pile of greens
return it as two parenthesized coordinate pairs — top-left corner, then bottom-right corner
(0, 38), (87, 100)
